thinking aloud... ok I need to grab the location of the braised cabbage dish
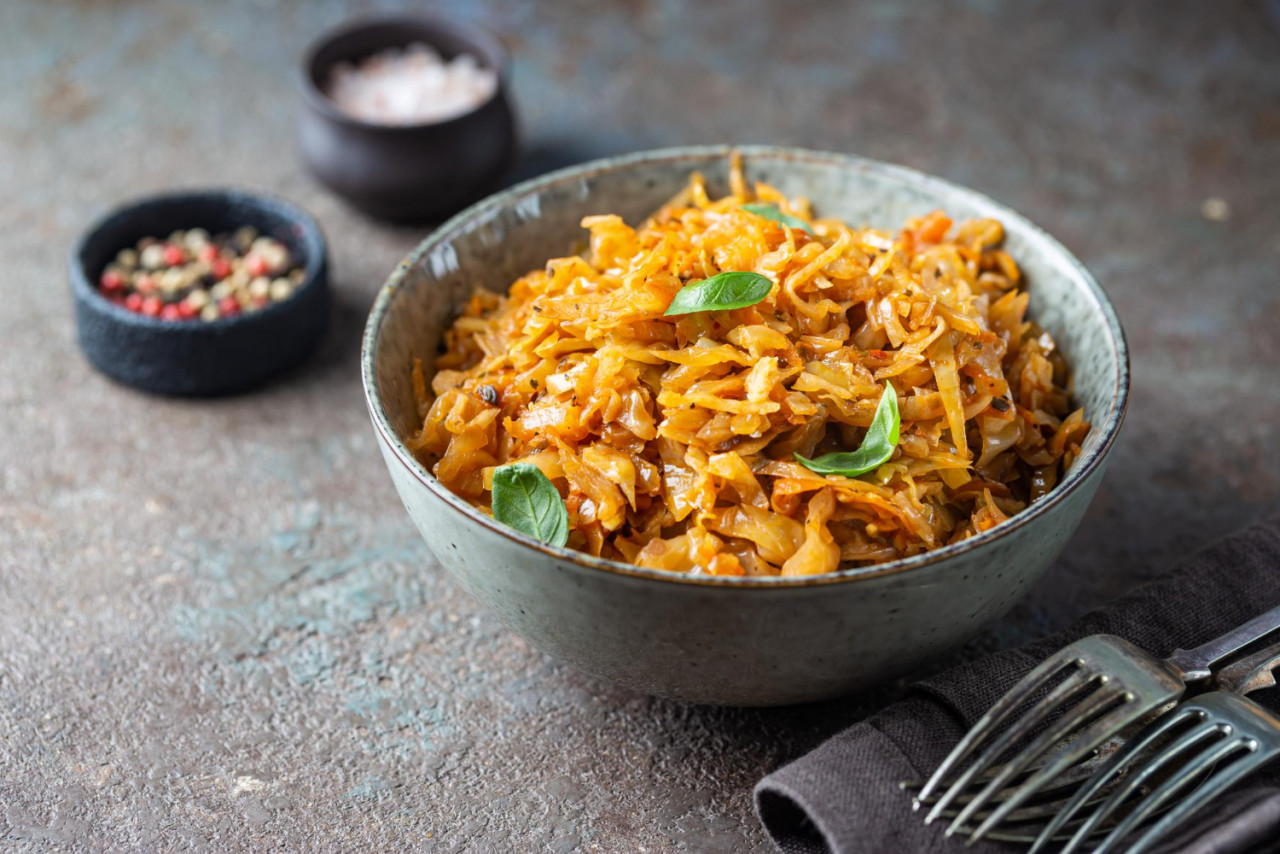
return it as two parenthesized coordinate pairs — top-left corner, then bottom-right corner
(409, 159), (1089, 576)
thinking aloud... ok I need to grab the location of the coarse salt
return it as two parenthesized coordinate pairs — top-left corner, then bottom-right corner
(326, 42), (497, 126)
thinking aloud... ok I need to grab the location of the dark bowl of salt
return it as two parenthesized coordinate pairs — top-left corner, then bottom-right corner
(297, 14), (518, 223)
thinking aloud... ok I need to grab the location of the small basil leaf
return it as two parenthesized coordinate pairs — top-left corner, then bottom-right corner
(795, 385), (900, 477)
(741, 202), (811, 233)
(664, 271), (773, 316)
(491, 463), (569, 547)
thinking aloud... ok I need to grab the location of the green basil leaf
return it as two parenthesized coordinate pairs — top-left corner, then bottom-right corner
(664, 271), (773, 316)
(741, 202), (811, 233)
(491, 463), (569, 547)
(795, 385), (900, 477)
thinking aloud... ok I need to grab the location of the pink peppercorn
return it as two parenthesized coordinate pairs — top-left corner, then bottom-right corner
(244, 253), (270, 278)
(100, 270), (126, 293)
(102, 228), (302, 322)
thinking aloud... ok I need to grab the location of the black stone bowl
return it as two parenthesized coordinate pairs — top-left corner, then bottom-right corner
(69, 190), (330, 396)
(296, 14), (518, 222)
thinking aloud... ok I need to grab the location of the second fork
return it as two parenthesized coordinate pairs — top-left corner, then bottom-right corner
(916, 601), (1280, 842)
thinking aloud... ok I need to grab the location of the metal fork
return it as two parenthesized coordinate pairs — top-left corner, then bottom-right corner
(904, 739), (1156, 842)
(1029, 637), (1280, 854)
(915, 602), (1280, 842)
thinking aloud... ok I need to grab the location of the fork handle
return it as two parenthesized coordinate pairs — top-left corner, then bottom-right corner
(1214, 637), (1280, 695)
(1166, 601), (1280, 682)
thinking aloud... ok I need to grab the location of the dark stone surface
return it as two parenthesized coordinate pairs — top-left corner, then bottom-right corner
(1, 0), (1277, 850)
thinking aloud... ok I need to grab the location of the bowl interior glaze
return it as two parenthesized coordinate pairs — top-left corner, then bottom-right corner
(366, 145), (1127, 587)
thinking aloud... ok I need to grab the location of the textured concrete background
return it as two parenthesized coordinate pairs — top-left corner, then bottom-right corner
(2, 1), (1278, 851)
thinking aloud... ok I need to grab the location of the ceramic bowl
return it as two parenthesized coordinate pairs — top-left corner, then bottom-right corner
(297, 14), (518, 222)
(362, 146), (1129, 706)
(70, 190), (329, 397)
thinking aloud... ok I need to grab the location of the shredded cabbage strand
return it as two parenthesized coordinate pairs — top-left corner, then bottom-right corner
(410, 155), (1089, 576)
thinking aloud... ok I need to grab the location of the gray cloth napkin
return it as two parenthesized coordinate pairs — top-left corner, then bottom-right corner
(756, 513), (1280, 854)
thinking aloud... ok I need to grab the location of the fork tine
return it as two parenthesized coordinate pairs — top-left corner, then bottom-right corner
(965, 683), (1157, 844)
(922, 668), (1094, 823)
(1090, 738), (1250, 854)
(946, 682), (1123, 837)
(912, 735), (1124, 812)
(931, 788), (1112, 825)
(1056, 715), (1219, 854)
(1027, 706), (1201, 854)
(916, 652), (1080, 807)
(1122, 748), (1269, 854)
(923, 774), (1097, 819)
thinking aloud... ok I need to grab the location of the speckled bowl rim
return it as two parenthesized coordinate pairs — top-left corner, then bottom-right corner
(69, 188), (328, 331)
(298, 12), (511, 133)
(362, 145), (1130, 589)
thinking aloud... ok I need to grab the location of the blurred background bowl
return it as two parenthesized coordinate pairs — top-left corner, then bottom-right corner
(70, 190), (329, 396)
(297, 14), (518, 223)
(362, 146), (1129, 705)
